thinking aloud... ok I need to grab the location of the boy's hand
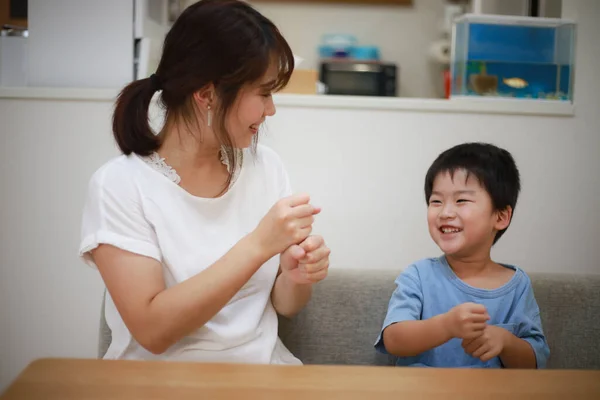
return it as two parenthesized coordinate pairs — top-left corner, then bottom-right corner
(462, 325), (510, 362)
(443, 303), (490, 339)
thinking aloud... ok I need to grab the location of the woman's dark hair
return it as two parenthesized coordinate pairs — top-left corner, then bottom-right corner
(424, 142), (521, 244)
(112, 0), (294, 186)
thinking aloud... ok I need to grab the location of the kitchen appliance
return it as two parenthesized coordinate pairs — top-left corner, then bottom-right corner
(319, 61), (397, 96)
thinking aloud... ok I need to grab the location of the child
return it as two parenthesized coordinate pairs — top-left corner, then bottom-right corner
(375, 142), (549, 368)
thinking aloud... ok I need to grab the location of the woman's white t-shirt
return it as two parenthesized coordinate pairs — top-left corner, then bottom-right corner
(79, 144), (301, 365)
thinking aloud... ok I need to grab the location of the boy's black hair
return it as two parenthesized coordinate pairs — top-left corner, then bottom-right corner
(424, 142), (521, 244)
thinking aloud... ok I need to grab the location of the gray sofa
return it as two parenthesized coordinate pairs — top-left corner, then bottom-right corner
(99, 269), (600, 369)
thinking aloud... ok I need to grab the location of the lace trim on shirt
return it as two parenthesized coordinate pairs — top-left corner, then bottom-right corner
(220, 147), (244, 175)
(143, 152), (181, 184)
(142, 147), (243, 185)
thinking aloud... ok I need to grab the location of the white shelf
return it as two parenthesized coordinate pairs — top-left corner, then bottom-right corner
(0, 87), (575, 117)
(274, 94), (575, 117)
(0, 87), (120, 101)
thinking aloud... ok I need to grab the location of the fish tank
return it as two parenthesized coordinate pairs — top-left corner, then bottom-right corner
(450, 14), (576, 102)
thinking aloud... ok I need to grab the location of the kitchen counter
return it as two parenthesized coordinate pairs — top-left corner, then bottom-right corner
(0, 87), (575, 117)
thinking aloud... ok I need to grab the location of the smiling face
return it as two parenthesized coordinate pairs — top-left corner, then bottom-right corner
(225, 62), (278, 149)
(427, 169), (511, 259)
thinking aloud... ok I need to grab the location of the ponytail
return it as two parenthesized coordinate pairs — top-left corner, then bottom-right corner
(112, 76), (160, 156)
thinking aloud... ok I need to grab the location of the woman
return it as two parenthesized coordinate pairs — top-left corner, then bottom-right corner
(79, 0), (330, 365)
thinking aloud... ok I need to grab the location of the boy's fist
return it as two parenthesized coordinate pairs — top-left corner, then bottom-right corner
(443, 302), (490, 340)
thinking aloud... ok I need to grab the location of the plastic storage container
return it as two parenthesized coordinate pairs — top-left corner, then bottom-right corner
(450, 14), (576, 102)
(318, 34), (357, 59)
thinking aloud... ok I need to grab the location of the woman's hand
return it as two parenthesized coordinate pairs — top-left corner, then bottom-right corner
(251, 193), (320, 259)
(270, 235), (330, 317)
(280, 235), (330, 285)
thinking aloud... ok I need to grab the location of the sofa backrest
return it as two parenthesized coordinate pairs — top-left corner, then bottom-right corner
(279, 269), (600, 369)
(278, 269), (396, 366)
(99, 269), (600, 369)
(530, 272), (600, 369)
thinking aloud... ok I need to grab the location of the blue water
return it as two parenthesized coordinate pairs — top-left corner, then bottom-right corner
(467, 24), (556, 64)
(464, 61), (571, 100)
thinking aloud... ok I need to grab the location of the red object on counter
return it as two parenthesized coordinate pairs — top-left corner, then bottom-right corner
(444, 69), (451, 99)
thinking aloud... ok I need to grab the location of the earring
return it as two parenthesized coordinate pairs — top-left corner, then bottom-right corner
(207, 105), (212, 127)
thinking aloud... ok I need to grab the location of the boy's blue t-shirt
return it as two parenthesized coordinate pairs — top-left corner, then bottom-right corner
(374, 256), (550, 368)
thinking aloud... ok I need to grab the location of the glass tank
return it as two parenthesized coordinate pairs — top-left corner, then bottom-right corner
(451, 14), (576, 102)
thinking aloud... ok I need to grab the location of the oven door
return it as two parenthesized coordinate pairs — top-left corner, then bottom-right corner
(320, 63), (396, 96)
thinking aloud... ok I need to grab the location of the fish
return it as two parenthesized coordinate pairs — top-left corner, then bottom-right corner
(503, 77), (528, 89)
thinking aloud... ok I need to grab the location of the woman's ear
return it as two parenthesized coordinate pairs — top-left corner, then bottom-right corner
(495, 206), (513, 231)
(193, 84), (215, 108)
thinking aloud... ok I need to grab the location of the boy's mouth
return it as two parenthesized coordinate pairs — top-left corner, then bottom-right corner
(440, 226), (462, 234)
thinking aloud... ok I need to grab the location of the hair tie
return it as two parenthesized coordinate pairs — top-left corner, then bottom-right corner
(149, 73), (162, 91)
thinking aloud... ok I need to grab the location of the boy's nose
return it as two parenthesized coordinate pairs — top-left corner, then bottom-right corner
(440, 204), (456, 219)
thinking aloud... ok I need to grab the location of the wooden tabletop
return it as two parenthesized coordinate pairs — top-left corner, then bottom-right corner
(2, 358), (599, 399)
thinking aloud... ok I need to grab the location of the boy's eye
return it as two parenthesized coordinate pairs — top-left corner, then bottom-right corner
(429, 200), (442, 205)
(457, 199), (469, 203)
(261, 92), (272, 98)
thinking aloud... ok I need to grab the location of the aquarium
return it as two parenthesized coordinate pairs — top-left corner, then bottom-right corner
(450, 14), (576, 102)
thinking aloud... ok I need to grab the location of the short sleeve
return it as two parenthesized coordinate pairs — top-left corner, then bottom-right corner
(374, 265), (423, 354)
(513, 277), (550, 368)
(78, 164), (161, 268)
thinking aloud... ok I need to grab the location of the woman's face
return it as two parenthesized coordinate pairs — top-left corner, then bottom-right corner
(225, 63), (278, 149)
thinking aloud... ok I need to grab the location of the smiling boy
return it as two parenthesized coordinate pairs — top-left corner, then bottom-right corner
(375, 142), (549, 368)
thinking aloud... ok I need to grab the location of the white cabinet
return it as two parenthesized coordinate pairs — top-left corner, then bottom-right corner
(134, 0), (171, 80)
(471, 0), (561, 18)
(134, 0), (170, 39)
(27, 0), (134, 88)
(25, 0), (174, 88)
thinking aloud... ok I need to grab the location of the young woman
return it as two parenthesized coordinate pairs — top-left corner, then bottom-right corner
(79, 0), (330, 365)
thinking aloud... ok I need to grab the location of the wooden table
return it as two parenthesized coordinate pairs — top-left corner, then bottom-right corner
(2, 358), (599, 399)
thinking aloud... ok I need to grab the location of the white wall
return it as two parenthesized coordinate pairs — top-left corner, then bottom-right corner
(249, 0), (447, 98)
(1, 0), (599, 392)
(0, 100), (118, 389)
(262, 105), (600, 272)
